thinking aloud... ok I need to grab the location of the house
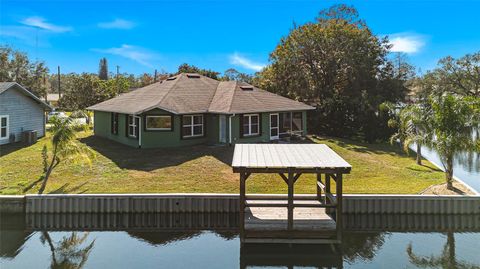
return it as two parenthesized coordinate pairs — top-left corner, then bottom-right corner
(46, 93), (62, 107)
(87, 73), (314, 148)
(0, 82), (52, 145)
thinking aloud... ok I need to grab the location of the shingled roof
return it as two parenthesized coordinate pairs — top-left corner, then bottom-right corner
(87, 73), (314, 114)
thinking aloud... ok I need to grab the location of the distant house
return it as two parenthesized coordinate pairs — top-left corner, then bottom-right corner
(0, 82), (52, 145)
(46, 93), (62, 107)
(88, 73), (314, 148)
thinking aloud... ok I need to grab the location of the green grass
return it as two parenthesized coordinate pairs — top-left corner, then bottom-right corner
(0, 131), (445, 195)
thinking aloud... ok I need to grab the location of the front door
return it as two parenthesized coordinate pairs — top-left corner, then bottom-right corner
(270, 113), (279, 140)
(219, 115), (227, 143)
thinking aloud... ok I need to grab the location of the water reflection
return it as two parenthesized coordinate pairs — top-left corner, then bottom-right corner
(40, 232), (94, 269)
(1, 213), (480, 269)
(407, 232), (480, 269)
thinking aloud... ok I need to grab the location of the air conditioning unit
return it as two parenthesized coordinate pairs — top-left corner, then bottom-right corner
(22, 130), (38, 145)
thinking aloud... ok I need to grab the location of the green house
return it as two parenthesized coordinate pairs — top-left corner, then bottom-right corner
(87, 73), (314, 148)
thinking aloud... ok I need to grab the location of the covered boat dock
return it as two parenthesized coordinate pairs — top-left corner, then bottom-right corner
(232, 143), (352, 244)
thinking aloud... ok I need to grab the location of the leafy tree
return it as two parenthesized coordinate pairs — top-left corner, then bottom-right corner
(222, 68), (254, 83)
(59, 74), (130, 110)
(176, 63), (219, 79)
(255, 5), (411, 141)
(421, 52), (480, 97)
(0, 45), (49, 97)
(38, 117), (95, 194)
(98, 58), (109, 80)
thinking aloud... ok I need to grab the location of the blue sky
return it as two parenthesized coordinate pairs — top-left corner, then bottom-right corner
(1, 0), (479, 75)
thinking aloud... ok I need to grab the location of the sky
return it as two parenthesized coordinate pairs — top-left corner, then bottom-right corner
(1, 0), (479, 75)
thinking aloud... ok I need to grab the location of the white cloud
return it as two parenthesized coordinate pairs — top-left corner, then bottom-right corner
(98, 19), (136, 30)
(20, 16), (72, 33)
(92, 44), (156, 67)
(229, 53), (266, 72)
(388, 33), (426, 54)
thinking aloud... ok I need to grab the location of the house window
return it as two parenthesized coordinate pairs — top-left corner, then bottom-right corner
(111, 113), (119, 134)
(146, 115), (172, 131)
(0, 115), (8, 139)
(292, 112), (303, 132)
(182, 115), (203, 138)
(128, 115), (137, 138)
(243, 114), (260, 136)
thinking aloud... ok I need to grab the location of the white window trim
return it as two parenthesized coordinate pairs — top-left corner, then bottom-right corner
(183, 114), (204, 138)
(145, 115), (172, 131)
(243, 114), (260, 137)
(0, 115), (8, 140)
(128, 115), (137, 138)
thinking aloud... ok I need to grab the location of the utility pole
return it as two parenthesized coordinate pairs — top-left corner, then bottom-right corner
(154, 69), (157, 83)
(57, 66), (61, 99)
(116, 65), (120, 78)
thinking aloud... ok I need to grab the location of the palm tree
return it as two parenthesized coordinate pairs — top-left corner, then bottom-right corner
(390, 103), (429, 165)
(38, 117), (94, 194)
(423, 94), (480, 189)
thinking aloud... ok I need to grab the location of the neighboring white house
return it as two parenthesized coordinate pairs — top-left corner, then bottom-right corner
(0, 82), (52, 145)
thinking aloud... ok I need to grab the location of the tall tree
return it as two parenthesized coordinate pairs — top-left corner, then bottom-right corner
(223, 68), (254, 83)
(423, 94), (480, 189)
(255, 5), (410, 141)
(98, 58), (109, 80)
(0, 45), (49, 97)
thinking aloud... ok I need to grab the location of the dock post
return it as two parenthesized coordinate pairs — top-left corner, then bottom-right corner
(239, 170), (246, 243)
(336, 173), (343, 242)
(287, 168), (294, 232)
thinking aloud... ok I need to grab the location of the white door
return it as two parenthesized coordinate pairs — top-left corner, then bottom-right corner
(219, 115), (227, 143)
(270, 113), (279, 140)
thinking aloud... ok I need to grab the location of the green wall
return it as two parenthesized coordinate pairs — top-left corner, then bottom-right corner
(93, 110), (308, 148)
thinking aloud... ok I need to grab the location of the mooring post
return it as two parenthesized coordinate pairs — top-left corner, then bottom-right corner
(287, 168), (294, 231)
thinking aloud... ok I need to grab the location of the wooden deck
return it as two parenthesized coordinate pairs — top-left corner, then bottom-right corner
(243, 200), (338, 244)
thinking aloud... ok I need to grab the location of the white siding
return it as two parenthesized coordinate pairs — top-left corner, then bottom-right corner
(0, 88), (45, 145)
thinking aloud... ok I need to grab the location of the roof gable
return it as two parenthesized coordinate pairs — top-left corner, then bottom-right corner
(0, 82), (52, 111)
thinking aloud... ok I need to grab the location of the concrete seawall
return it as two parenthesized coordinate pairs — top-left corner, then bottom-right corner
(0, 193), (476, 214)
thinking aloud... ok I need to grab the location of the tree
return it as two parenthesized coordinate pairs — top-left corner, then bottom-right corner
(255, 5), (410, 141)
(389, 103), (430, 165)
(222, 68), (254, 83)
(421, 52), (480, 97)
(0, 45), (49, 97)
(98, 58), (109, 80)
(59, 74), (130, 110)
(38, 117), (95, 194)
(176, 63), (219, 79)
(422, 94), (480, 189)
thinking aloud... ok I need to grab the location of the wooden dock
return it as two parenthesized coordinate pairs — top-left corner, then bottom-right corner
(232, 144), (352, 244)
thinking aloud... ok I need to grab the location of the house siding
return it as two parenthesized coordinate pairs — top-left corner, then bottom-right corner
(0, 87), (46, 145)
(93, 110), (308, 148)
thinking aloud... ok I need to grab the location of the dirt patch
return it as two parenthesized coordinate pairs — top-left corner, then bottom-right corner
(420, 181), (476, 195)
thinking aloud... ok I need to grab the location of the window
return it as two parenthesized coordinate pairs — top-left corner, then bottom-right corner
(0, 115), (8, 139)
(292, 112), (303, 132)
(146, 115), (172, 131)
(111, 113), (119, 134)
(243, 114), (260, 136)
(128, 115), (137, 138)
(182, 115), (203, 138)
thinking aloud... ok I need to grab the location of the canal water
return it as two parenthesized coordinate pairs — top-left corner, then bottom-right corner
(1, 213), (479, 269)
(416, 146), (480, 193)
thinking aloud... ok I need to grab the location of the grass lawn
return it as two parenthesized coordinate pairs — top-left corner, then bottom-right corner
(0, 130), (445, 195)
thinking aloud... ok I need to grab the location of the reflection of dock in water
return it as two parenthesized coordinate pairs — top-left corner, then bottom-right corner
(240, 243), (344, 269)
